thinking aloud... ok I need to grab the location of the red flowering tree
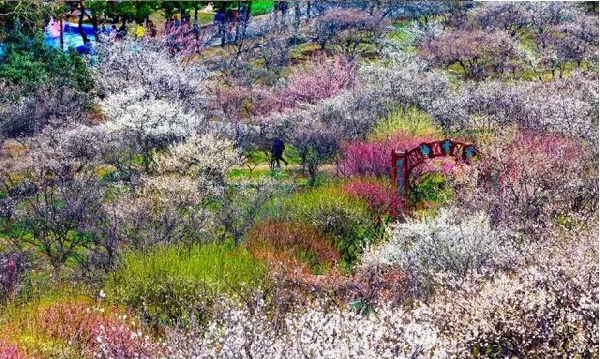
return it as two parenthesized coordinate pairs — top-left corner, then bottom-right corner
(338, 135), (433, 177)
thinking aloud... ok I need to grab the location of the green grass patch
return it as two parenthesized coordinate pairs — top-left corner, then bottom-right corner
(105, 243), (267, 328)
(251, 1), (274, 16)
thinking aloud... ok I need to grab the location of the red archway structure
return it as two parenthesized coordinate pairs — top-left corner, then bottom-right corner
(391, 139), (478, 217)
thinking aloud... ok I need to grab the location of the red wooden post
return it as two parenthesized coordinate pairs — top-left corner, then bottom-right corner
(391, 149), (408, 218)
(59, 15), (64, 51)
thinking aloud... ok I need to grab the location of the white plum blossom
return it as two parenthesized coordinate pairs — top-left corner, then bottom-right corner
(161, 299), (441, 359)
(94, 38), (208, 108)
(153, 133), (241, 193)
(363, 209), (517, 286)
(101, 98), (203, 149)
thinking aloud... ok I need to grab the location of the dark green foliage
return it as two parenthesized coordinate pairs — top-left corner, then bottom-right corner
(0, 1), (65, 39)
(409, 172), (450, 207)
(0, 27), (92, 93)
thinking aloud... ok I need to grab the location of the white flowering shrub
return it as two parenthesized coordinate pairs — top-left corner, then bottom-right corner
(430, 225), (598, 357)
(161, 299), (439, 359)
(153, 133), (241, 193)
(94, 38), (207, 107)
(100, 96), (203, 158)
(363, 209), (517, 293)
(107, 175), (213, 250)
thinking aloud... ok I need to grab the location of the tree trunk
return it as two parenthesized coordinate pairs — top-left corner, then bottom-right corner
(193, 6), (200, 40)
(77, 2), (89, 44)
(306, 1), (311, 21)
(241, 2), (252, 41)
(90, 9), (99, 35)
(294, 1), (301, 37)
(59, 16), (64, 50)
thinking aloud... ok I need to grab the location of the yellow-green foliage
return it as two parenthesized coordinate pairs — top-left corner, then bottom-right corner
(264, 185), (377, 268)
(105, 243), (267, 327)
(369, 107), (443, 140)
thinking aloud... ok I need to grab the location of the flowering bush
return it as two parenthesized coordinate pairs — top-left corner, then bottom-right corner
(363, 208), (517, 296)
(106, 175), (213, 251)
(206, 84), (276, 121)
(36, 300), (154, 359)
(275, 56), (356, 109)
(342, 178), (393, 215)
(94, 38), (207, 107)
(161, 297), (438, 359)
(0, 298), (154, 359)
(101, 95), (204, 160)
(431, 74), (598, 141)
(430, 225), (598, 357)
(244, 221), (340, 275)
(419, 30), (525, 78)
(0, 340), (24, 359)
(472, 130), (596, 236)
(338, 135), (433, 177)
(153, 133), (241, 193)
(0, 250), (30, 303)
(314, 8), (390, 58)
(207, 56), (355, 121)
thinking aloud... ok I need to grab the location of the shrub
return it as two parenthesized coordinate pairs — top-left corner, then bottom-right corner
(419, 30), (524, 78)
(342, 178), (393, 215)
(0, 340), (24, 359)
(362, 208), (516, 296)
(473, 130), (595, 237)
(0, 28), (92, 93)
(274, 56), (356, 110)
(106, 175), (213, 251)
(369, 107), (443, 141)
(37, 300), (153, 359)
(338, 135), (433, 177)
(0, 27), (92, 137)
(314, 8), (390, 58)
(0, 249), (30, 303)
(430, 228), (598, 357)
(0, 297), (154, 359)
(161, 296), (437, 358)
(264, 186), (376, 267)
(409, 172), (451, 210)
(153, 133), (241, 193)
(244, 221), (340, 275)
(106, 244), (267, 328)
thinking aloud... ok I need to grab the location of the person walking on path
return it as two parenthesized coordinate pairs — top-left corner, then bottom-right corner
(271, 137), (288, 168)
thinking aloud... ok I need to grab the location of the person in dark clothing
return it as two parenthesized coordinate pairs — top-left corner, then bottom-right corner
(271, 137), (288, 168)
(147, 19), (157, 38)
